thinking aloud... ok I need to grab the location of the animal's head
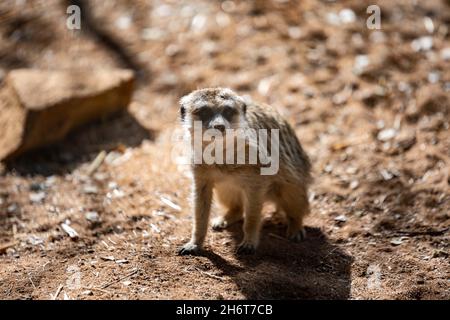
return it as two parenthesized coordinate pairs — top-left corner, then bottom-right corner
(179, 88), (247, 132)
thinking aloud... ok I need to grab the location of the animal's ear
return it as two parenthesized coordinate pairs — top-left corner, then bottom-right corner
(179, 95), (190, 122)
(180, 105), (186, 121)
(235, 94), (247, 114)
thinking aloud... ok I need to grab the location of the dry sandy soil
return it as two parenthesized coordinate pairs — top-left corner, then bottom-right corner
(0, 0), (449, 299)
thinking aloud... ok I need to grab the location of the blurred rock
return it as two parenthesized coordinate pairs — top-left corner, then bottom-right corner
(335, 215), (348, 223)
(257, 76), (278, 96)
(339, 9), (356, 24)
(353, 55), (370, 75)
(29, 191), (46, 203)
(83, 185), (99, 195)
(423, 17), (435, 33)
(411, 36), (433, 52)
(85, 211), (100, 223)
(191, 14), (208, 32)
(0, 69), (134, 160)
(141, 28), (166, 41)
(369, 31), (386, 44)
(115, 14), (132, 30)
(427, 71), (440, 84)
(287, 26), (302, 39)
(441, 48), (450, 61)
(377, 128), (397, 141)
(325, 9), (356, 26)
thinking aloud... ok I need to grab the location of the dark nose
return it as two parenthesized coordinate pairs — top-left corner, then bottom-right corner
(213, 124), (226, 132)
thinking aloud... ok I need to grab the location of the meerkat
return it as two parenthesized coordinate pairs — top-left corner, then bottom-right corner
(178, 88), (312, 255)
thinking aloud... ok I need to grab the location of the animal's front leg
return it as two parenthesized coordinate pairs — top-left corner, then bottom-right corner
(178, 179), (213, 255)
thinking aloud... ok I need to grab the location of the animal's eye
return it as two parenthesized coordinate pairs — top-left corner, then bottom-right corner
(194, 107), (213, 121)
(222, 106), (237, 119)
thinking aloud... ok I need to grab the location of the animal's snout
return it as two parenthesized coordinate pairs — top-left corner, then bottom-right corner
(210, 115), (227, 132)
(213, 124), (226, 132)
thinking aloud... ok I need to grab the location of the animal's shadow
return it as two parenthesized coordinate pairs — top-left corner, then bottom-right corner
(203, 222), (353, 299)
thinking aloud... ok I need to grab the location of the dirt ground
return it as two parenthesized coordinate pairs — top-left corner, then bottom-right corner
(0, 0), (449, 300)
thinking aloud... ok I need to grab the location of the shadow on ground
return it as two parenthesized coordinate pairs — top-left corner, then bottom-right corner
(4, 111), (155, 176)
(204, 223), (353, 299)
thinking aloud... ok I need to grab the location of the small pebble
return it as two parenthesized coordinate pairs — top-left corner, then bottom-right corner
(335, 215), (347, 223)
(377, 128), (397, 141)
(411, 36), (433, 52)
(82, 290), (93, 296)
(85, 211), (100, 223)
(30, 191), (46, 203)
(83, 185), (98, 195)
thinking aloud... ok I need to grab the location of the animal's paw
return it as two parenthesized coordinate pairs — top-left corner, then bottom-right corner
(178, 242), (201, 256)
(211, 217), (229, 231)
(288, 228), (307, 243)
(236, 241), (256, 255)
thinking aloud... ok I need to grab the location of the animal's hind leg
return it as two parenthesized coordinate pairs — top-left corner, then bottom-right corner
(237, 186), (264, 254)
(212, 183), (243, 230)
(277, 184), (310, 242)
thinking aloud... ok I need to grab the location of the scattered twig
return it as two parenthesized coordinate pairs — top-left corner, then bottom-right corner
(390, 228), (449, 237)
(6, 284), (13, 297)
(100, 268), (138, 289)
(42, 261), (51, 271)
(82, 286), (111, 295)
(52, 284), (63, 300)
(268, 233), (289, 242)
(195, 268), (225, 281)
(87, 150), (107, 176)
(324, 247), (339, 259)
(61, 223), (79, 239)
(28, 275), (36, 289)
(160, 196), (182, 212)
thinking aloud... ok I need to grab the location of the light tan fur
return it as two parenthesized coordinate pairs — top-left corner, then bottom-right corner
(178, 88), (312, 255)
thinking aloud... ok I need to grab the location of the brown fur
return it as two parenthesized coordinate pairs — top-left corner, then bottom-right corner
(178, 88), (312, 255)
